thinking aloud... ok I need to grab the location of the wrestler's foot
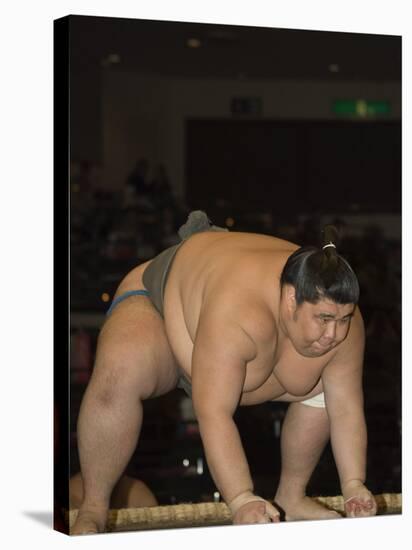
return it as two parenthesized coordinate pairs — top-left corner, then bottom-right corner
(274, 494), (341, 522)
(71, 508), (107, 535)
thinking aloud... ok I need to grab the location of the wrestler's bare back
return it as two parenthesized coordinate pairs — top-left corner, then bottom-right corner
(116, 231), (337, 405)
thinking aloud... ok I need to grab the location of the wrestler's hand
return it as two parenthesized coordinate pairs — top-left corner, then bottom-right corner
(342, 480), (377, 518)
(229, 491), (280, 525)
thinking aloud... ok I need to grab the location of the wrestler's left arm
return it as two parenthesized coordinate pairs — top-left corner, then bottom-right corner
(321, 307), (377, 518)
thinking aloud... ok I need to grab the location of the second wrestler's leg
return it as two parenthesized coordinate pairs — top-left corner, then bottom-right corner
(71, 299), (178, 535)
(274, 401), (341, 521)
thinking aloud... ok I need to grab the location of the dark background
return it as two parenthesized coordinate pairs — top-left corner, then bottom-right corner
(67, 15), (401, 506)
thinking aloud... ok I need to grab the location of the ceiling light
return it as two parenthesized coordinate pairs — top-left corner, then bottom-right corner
(107, 54), (121, 64)
(187, 38), (201, 49)
(328, 63), (340, 73)
(101, 54), (121, 66)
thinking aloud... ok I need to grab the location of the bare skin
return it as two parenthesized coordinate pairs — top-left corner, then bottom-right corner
(71, 231), (376, 535)
(69, 473), (157, 510)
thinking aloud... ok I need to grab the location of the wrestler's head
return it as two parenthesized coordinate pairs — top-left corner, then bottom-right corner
(280, 225), (359, 357)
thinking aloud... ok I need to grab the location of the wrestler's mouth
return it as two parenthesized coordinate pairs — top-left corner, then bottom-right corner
(312, 341), (334, 352)
(299, 342), (335, 357)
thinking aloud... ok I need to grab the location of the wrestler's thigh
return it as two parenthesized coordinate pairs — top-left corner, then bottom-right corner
(90, 295), (179, 400)
(274, 379), (324, 403)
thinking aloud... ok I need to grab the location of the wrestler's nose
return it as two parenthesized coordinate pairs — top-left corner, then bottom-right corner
(321, 322), (337, 343)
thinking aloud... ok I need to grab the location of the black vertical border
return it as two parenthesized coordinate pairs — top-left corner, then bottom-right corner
(53, 15), (70, 535)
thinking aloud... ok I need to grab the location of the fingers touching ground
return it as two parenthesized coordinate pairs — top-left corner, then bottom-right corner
(232, 500), (280, 525)
(344, 495), (377, 518)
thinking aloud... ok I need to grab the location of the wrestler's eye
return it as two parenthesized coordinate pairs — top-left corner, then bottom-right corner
(339, 317), (351, 325)
(317, 317), (329, 324)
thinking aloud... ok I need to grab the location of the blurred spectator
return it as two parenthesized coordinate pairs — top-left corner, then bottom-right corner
(71, 160), (99, 207)
(126, 158), (150, 195)
(125, 158), (155, 211)
(150, 163), (176, 211)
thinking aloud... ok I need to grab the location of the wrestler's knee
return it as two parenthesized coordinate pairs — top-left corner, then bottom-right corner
(88, 311), (176, 402)
(87, 341), (159, 405)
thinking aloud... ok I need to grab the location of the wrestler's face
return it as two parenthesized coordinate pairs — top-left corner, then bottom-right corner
(283, 288), (355, 357)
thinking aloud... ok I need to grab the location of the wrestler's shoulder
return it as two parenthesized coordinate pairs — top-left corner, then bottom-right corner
(199, 289), (277, 344)
(344, 306), (365, 342)
(328, 306), (365, 365)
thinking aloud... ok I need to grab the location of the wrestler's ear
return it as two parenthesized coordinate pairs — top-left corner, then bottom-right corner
(284, 284), (297, 312)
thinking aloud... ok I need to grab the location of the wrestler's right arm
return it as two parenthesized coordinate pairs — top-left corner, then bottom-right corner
(191, 308), (279, 524)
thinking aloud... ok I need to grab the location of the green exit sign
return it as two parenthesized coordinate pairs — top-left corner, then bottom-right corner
(333, 99), (391, 117)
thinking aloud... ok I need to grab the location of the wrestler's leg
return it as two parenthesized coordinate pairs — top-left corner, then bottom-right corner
(71, 296), (179, 535)
(69, 472), (158, 509)
(274, 384), (340, 521)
